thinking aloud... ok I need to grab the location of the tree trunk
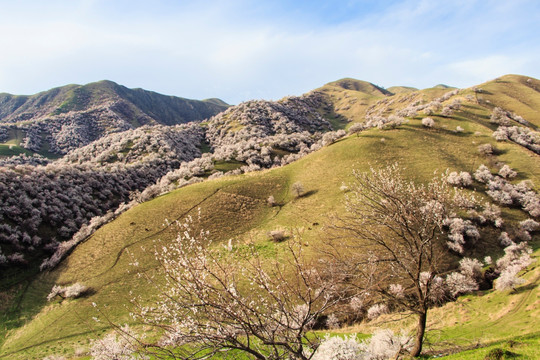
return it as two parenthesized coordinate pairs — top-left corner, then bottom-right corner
(410, 311), (427, 357)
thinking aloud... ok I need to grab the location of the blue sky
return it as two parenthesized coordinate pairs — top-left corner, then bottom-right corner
(0, 0), (539, 104)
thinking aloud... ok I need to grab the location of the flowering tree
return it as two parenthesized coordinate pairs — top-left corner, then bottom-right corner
(495, 241), (533, 291)
(127, 218), (339, 360)
(421, 117), (434, 128)
(326, 164), (476, 357)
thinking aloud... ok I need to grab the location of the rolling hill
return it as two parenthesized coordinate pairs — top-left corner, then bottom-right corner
(0, 74), (539, 359)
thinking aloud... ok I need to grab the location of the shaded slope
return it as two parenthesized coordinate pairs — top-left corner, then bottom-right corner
(310, 78), (391, 124)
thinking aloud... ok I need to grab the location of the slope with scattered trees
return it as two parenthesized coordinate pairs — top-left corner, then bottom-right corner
(0, 74), (540, 359)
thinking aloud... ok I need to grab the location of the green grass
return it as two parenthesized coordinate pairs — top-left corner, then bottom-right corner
(439, 334), (540, 359)
(0, 128), (32, 157)
(213, 159), (245, 172)
(0, 144), (32, 156)
(1, 75), (540, 359)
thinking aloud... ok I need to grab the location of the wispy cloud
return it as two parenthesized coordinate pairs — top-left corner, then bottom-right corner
(0, 0), (539, 103)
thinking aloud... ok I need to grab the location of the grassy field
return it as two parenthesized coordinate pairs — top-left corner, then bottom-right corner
(1, 75), (539, 359)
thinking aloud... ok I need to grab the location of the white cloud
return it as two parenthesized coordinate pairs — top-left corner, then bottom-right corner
(447, 56), (533, 84)
(0, 0), (538, 103)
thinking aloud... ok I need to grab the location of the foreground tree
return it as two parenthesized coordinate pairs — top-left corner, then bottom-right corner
(125, 219), (339, 360)
(326, 164), (476, 357)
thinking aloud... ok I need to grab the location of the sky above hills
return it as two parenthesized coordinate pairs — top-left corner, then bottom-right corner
(0, 0), (539, 104)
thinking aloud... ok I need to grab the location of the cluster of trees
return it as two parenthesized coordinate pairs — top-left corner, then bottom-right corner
(15, 106), (134, 154)
(485, 106), (540, 153)
(362, 114), (407, 130)
(58, 123), (205, 166)
(0, 153), (50, 167)
(443, 165), (540, 254)
(493, 125), (540, 154)
(0, 126), (9, 142)
(364, 88), (460, 123)
(205, 94), (332, 149)
(0, 160), (174, 266)
(0, 81), (228, 158)
(473, 164), (540, 217)
(490, 107), (530, 126)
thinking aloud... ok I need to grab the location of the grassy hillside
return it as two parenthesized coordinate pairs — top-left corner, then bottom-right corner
(312, 78), (390, 123)
(473, 74), (540, 128)
(1, 75), (540, 359)
(387, 85), (418, 94)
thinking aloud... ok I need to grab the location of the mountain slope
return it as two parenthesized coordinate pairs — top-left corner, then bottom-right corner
(310, 78), (391, 124)
(1, 74), (540, 359)
(472, 74), (540, 128)
(0, 81), (228, 155)
(0, 92), (340, 271)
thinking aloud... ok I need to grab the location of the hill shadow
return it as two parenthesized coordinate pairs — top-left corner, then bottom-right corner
(0, 268), (61, 356)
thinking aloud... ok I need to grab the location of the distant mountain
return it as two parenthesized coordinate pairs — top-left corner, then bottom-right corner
(0, 80), (228, 155)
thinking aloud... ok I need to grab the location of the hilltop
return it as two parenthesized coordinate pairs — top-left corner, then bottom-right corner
(0, 74), (539, 359)
(0, 80), (228, 156)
